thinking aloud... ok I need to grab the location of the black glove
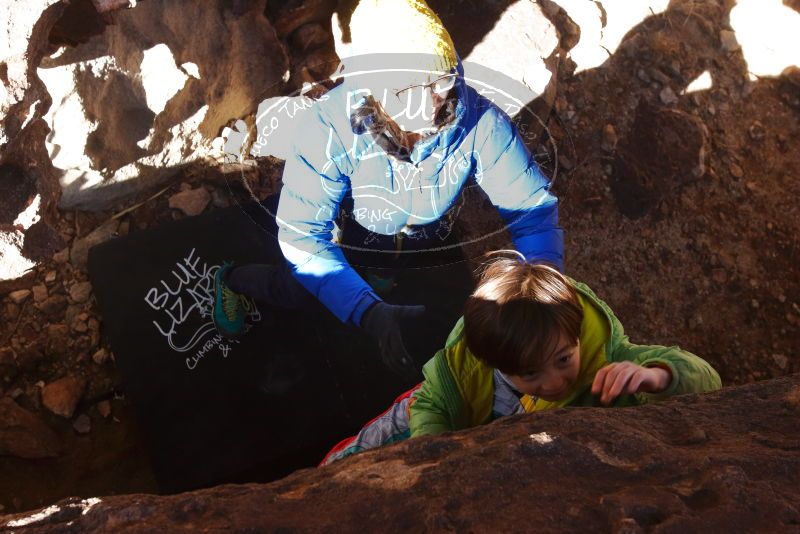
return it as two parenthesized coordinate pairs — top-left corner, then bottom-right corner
(361, 301), (426, 379)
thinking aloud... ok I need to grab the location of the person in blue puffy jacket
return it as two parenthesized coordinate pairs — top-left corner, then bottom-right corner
(212, 0), (564, 378)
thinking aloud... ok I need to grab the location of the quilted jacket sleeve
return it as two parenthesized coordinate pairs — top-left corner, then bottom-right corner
(276, 107), (381, 325)
(473, 105), (564, 270)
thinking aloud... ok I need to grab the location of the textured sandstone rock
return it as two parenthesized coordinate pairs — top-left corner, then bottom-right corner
(3, 376), (799, 532)
(37, 0), (289, 211)
(8, 289), (31, 305)
(0, 0), (63, 151)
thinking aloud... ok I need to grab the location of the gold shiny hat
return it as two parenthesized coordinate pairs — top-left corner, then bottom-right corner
(349, 0), (458, 75)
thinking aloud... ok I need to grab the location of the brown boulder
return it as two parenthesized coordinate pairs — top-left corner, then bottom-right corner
(0, 397), (61, 459)
(37, 294), (68, 318)
(3, 376), (800, 532)
(41, 375), (87, 419)
(167, 188), (212, 217)
(68, 281), (93, 304)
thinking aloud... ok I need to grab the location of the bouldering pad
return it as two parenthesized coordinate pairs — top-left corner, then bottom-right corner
(88, 200), (473, 493)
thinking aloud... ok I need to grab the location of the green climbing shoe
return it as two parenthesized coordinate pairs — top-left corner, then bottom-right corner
(213, 263), (245, 339)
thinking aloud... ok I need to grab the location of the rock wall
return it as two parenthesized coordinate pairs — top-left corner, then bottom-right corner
(40, 0), (289, 211)
(2, 375), (799, 532)
(0, 0), (66, 284)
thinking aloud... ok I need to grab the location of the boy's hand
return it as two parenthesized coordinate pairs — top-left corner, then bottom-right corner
(591, 362), (672, 405)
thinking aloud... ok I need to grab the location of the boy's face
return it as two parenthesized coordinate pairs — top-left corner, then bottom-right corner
(506, 336), (581, 401)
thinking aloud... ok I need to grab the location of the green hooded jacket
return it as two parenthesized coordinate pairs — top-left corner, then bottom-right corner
(409, 279), (722, 437)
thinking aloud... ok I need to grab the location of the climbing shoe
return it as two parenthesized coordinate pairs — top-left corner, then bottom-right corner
(213, 263), (246, 339)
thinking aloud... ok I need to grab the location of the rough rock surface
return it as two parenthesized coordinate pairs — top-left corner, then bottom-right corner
(68, 218), (119, 271)
(2, 376), (799, 532)
(0, 1), (68, 283)
(37, 0), (289, 211)
(459, 0), (558, 106)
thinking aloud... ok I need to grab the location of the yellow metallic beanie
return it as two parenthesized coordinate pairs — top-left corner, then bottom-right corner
(349, 0), (458, 74)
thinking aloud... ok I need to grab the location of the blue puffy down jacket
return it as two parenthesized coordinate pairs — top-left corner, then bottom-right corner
(276, 63), (564, 326)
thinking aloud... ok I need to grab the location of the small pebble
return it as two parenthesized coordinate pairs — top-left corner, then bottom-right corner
(97, 400), (112, 418)
(601, 124), (618, 152)
(772, 354), (788, 370)
(659, 86), (678, 106)
(748, 121), (765, 142)
(92, 348), (110, 365)
(32, 284), (48, 303)
(73, 414), (91, 434)
(118, 220), (130, 236)
(69, 281), (93, 304)
(648, 67), (671, 85)
(8, 289), (31, 304)
(53, 248), (69, 264)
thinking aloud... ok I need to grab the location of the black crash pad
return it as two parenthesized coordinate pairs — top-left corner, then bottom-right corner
(88, 199), (473, 493)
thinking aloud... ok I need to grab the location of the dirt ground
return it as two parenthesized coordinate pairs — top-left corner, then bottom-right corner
(1, 0), (798, 516)
(549, 2), (800, 388)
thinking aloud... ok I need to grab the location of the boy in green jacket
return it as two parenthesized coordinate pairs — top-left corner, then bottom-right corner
(321, 254), (721, 465)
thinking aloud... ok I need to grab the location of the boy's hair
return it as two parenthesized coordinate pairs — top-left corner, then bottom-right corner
(463, 252), (584, 375)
